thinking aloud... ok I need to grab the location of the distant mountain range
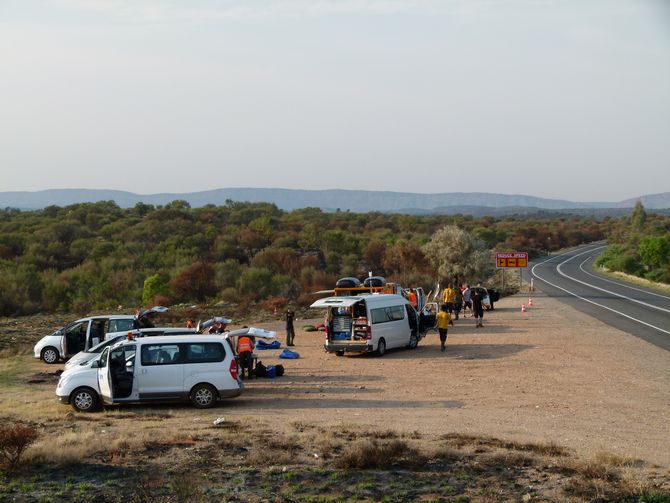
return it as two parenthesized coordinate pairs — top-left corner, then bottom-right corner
(1, 188), (669, 215)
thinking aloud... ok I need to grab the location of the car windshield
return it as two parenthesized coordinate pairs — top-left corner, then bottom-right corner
(85, 335), (125, 353)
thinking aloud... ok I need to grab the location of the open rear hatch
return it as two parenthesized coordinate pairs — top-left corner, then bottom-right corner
(311, 297), (369, 344)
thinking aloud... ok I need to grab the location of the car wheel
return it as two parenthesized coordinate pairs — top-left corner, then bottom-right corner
(71, 387), (99, 412)
(41, 347), (60, 364)
(376, 338), (386, 357)
(336, 350), (345, 357)
(408, 334), (418, 349)
(190, 384), (217, 409)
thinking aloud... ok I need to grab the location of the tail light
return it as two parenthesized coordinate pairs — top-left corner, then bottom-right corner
(366, 325), (372, 340)
(324, 325), (329, 340)
(229, 358), (239, 381)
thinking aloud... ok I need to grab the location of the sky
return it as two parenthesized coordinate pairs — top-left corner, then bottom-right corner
(1, 0), (669, 202)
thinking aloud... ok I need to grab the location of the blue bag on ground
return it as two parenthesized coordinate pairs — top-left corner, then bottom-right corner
(266, 365), (276, 378)
(279, 349), (300, 359)
(256, 340), (281, 350)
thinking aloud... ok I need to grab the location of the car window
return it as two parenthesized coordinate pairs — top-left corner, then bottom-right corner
(141, 344), (181, 366)
(110, 345), (136, 372)
(370, 305), (405, 324)
(185, 343), (225, 363)
(109, 319), (134, 333)
(99, 347), (110, 368)
(65, 321), (88, 336)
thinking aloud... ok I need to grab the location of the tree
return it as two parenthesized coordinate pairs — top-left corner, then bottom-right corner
(142, 274), (169, 306)
(631, 201), (647, 231)
(639, 235), (670, 269)
(169, 262), (217, 302)
(422, 225), (492, 284)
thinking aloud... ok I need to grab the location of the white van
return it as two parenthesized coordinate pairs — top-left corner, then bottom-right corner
(310, 294), (426, 356)
(34, 306), (168, 364)
(56, 327), (274, 412)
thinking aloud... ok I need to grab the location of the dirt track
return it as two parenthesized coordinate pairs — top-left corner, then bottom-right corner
(230, 292), (670, 467)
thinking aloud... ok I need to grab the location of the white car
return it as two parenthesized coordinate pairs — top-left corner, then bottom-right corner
(34, 307), (167, 364)
(56, 327), (275, 412)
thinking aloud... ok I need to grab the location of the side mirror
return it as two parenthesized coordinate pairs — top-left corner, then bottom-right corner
(91, 360), (100, 369)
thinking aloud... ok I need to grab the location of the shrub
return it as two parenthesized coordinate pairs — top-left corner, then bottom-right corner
(0, 423), (39, 472)
(333, 439), (423, 469)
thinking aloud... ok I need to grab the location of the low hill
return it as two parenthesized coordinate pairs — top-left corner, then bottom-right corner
(1, 188), (668, 213)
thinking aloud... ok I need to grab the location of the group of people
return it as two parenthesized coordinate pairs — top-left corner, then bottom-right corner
(436, 283), (486, 352)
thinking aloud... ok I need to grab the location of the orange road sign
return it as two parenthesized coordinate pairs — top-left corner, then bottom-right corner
(495, 252), (528, 268)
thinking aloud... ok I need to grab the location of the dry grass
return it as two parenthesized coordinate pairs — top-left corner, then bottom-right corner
(26, 430), (105, 465)
(333, 438), (424, 469)
(593, 450), (643, 468)
(441, 432), (570, 457)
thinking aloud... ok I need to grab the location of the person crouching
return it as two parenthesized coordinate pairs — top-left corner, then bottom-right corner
(237, 335), (254, 379)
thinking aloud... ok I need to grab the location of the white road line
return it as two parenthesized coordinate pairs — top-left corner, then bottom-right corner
(531, 250), (670, 336)
(556, 247), (670, 314)
(577, 250), (670, 301)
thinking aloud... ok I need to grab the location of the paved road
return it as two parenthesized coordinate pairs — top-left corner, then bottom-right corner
(526, 242), (670, 351)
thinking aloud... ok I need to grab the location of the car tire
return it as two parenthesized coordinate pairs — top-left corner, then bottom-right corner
(190, 383), (218, 409)
(376, 338), (386, 357)
(408, 334), (418, 349)
(41, 347), (60, 364)
(336, 350), (345, 357)
(71, 387), (99, 412)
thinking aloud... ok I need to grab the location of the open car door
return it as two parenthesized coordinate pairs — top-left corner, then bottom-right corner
(97, 347), (114, 404)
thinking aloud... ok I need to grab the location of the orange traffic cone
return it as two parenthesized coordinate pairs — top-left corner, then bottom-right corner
(521, 304), (526, 313)
(528, 298), (533, 308)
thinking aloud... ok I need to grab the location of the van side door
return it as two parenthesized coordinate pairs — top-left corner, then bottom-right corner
(137, 343), (185, 400)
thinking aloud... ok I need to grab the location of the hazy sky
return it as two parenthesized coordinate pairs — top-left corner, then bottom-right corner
(1, 0), (669, 202)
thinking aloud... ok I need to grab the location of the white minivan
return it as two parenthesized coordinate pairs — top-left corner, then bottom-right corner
(34, 306), (168, 364)
(56, 327), (275, 412)
(310, 294), (426, 356)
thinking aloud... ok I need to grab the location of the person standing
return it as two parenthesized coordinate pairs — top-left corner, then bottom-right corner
(236, 335), (254, 379)
(285, 307), (296, 346)
(462, 284), (472, 317)
(453, 286), (463, 320)
(443, 284), (456, 315)
(472, 289), (484, 328)
(436, 304), (451, 352)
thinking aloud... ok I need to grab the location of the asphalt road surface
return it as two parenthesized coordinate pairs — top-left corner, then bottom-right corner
(526, 243), (670, 351)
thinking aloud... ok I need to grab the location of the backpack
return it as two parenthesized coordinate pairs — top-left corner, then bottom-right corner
(254, 361), (267, 378)
(275, 364), (285, 377)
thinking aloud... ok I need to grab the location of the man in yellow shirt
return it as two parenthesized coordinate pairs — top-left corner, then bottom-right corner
(443, 284), (456, 315)
(436, 304), (451, 352)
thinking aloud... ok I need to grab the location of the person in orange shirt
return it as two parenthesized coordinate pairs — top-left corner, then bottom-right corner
(237, 335), (254, 380)
(407, 290), (418, 309)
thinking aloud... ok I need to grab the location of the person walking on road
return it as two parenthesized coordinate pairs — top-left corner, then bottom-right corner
(472, 289), (484, 328)
(436, 304), (451, 352)
(285, 307), (296, 346)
